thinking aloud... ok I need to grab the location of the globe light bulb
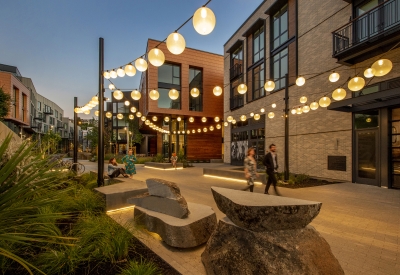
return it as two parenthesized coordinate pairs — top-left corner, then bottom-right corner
(169, 89), (179, 100)
(125, 64), (136, 77)
(310, 102), (319, 110)
(166, 32), (185, 55)
(131, 90), (141, 100)
(210, 126), (214, 131)
(152, 116), (158, 122)
(84, 110), (90, 115)
(124, 100), (130, 106)
(135, 58), (148, 72)
(224, 122), (228, 127)
(141, 116), (146, 121)
(214, 117), (220, 122)
(201, 117), (207, 122)
(74, 107), (80, 113)
(192, 129), (196, 133)
(106, 112), (112, 118)
(300, 96), (307, 104)
(136, 112), (142, 117)
(231, 119), (236, 124)
(319, 97), (331, 107)
(117, 113), (123, 119)
(177, 117), (182, 121)
(198, 129), (201, 133)
(371, 59), (392, 76)
(240, 115), (247, 121)
(94, 110), (99, 116)
(250, 113), (254, 117)
(261, 108), (265, 113)
(296, 76), (305, 86)
(164, 117), (170, 122)
(268, 112), (275, 118)
(113, 90), (123, 100)
(189, 117), (194, 122)
(117, 67), (125, 77)
(203, 127), (208, 132)
(187, 130), (190, 134)
(216, 124), (221, 129)
(348, 77), (365, 91)
(291, 109), (296, 115)
(364, 68), (375, 78)
(193, 7), (216, 35)
(92, 96), (99, 103)
(227, 116), (233, 122)
(329, 72), (340, 82)
(264, 80), (275, 92)
(129, 114), (134, 120)
(213, 86), (222, 96)
(296, 107), (303, 115)
(190, 88), (200, 98)
(145, 120), (150, 125)
(103, 71), (110, 79)
(237, 84), (247, 94)
(254, 113), (261, 120)
(271, 103), (276, 108)
(108, 84), (115, 90)
(332, 88), (346, 101)
(148, 48), (165, 67)
(302, 105), (310, 113)
(110, 70), (117, 79)
(130, 107), (136, 113)
(149, 90), (159, 100)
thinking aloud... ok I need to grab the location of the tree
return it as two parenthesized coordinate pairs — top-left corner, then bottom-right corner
(41, 130), (62, 154)
(86, 125), (98, 152)
(129, 119), (143, 145)
(0, 86), (11, 120)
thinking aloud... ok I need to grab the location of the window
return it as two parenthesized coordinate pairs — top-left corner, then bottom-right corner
(55, 110), (58, 119)
(158, 63), (181, 109)
(189, 67), (203, 111)
(272, 48), (288, 90)
(252, 64), (265, 100)
(12, 86), (17, 118)
(22, 93), (27, 122)
(44, 125), (48, 133)
(231, 46), (243, 67)
(272, 4), (288, 49)
(37, 101), (41, 111)
(253, 25), (265, 63)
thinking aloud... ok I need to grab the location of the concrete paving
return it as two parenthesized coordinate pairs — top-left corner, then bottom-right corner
(85, 161), (400, 275)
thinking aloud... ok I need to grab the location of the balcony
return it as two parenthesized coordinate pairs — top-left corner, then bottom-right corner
(332, 0), (400, 65)
(34, 112), (43, 120)
(230, 94), (244, 110)
(43, 107), (53, 115)
(230, 63), (243, 80)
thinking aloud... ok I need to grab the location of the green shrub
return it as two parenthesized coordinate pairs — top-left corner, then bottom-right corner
(152, 153), (164, 163)
(119, 259), (161, 275)
(136, 157), (153, 164)
(177, 149), (185, 163)
(294, 173), (310, 184)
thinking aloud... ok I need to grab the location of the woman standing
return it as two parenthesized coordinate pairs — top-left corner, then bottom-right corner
(107, 158), (129, 178)
(122, 149), (137, 178)
(170, 153), (178, 170)
(243, 147), (258, 192)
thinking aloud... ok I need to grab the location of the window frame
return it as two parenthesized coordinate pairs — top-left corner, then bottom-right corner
(252, 63), (265, 100)
(253, 25), (265, 63)
(189, 66), (203, 112)
(157, 63), (181, 110)
(272, 4), (288, 50)
(271, 47), (288, 92)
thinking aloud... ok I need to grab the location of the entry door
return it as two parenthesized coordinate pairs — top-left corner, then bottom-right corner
(355, 129), (379, 185)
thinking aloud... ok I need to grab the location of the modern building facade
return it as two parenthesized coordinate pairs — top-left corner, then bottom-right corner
(139, 39), (224, 161)
(224, 0), (400, 188)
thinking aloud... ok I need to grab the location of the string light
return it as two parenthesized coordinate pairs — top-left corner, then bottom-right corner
(113, 90), (123, 100)
(237, 84), (247, 94)
(189, 117), (194, 122)
(271, 104), (276, 108)
(224, 122), (228, 126)
(254, 114), (260, 120)
(94, 110), (99, 116)
(125, 64), (136, 76)
(264, 80), (275, 92)
(124, 100), (130, 106)
(193, 6), (216, 35)
(149, 89), (160, 100)
(371, 59), (392, 76)
(302, 105), (310, 113)
(213, 86), (222, 96)
(84, 109), (90, 115)
(310, 102), (319, 110)
(214, 117), (220, 122)
(227, 116), (233, 122)
(148, 48), (165, 67)
(117, 113), (123, 119)
(152, 116), (158, 122)
(164, 117), (170, 122)
(136, 112), (142, 117)
(141, 116), (146, 121)
(364, 68), (375, 78)
(240, 115), (246, 121)
(268, 112), (274, 118)
(117, 67), (125, 77)
(166, 32), (186, 55)
(329, 72), (340, 82)
(300, 96), (307, 104)
(106, 112), (112, 118)
(216, 124), (221, 129)
(110, 70), (117, 79)
(169, 89), (179, 100)
(260, 108), (265, 113)
(108, 83), (115, 90)
(190, 88), (200, 97)
(296, 76), (305, 86)
(129, 114), (134, 120)
(319, 97), (331, 107)
(202, 117), (207, 122)
(348, 77), (365, 91)
(131, 90), (141, 100)
(332, 88), (346, 101)
(135, 58), (148, 72)
(130, 107), (136, 112)
(103, 71), (110, 79)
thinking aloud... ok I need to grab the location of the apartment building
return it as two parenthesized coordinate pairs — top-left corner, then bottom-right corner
(224, 0), (400, 188)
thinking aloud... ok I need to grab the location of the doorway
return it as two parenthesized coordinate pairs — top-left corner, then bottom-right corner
(355, 129), (379, 185)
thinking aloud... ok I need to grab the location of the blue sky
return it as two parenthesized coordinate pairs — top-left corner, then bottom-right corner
(0, 0), (263, 118)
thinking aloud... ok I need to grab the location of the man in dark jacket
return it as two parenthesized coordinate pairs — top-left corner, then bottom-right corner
(263, 144), (281, 195)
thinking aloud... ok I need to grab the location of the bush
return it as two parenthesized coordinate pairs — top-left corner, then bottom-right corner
(151, 153), (164, 163)
(119, 259), (161, 275)
(294, 173), (310, 184)
(136, 157), (153, 164)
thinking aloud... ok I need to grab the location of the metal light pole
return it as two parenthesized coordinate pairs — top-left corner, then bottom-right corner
(284, 73), (289, 181)
(126, 127), (129, 153)
(73, 97), (78, 171)
(97, 37), (105, 187)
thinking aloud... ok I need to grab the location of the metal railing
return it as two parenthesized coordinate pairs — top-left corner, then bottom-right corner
(333, 0), (400, 56)
(230, 63), (243, 80)
(230, 94), (244, 110)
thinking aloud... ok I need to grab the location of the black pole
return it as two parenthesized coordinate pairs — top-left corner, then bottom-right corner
(97, 37), (105, 187)
(73, 97), (78, 171)
(284, 73), (289, 181)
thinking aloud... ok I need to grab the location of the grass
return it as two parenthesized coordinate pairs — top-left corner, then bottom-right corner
(119, 259), (162, 275)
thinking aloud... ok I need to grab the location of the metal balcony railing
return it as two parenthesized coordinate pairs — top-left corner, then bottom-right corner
(230, 94), (244, 110)
(230, 63), (243, 80)
(332, 0), (400, 56)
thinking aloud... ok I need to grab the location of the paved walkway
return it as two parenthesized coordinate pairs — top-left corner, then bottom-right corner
(88, 162), (400, 275)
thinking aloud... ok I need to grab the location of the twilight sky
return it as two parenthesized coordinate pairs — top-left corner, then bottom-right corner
(0, 0), (262, 118)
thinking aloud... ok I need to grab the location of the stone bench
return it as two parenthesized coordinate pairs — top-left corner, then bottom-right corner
(144, 162), (183, 169)
(203, 168), (265, 183)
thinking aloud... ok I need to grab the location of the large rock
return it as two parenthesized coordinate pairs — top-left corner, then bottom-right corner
(146, 178), (183, 199)
(201, 217), (344, 275)
(127, 193), (189, 219)
(134, 202), (217, 248)
(211, 187), (321, 232)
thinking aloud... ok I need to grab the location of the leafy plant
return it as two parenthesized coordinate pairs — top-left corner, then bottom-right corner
(177, 149), (185, 163)
(152, 154), (164, 163)
(119, 259), (161, 275)
(0, 86), (11, 120)
(294, 173), (310, 184)
(41, 130), (62, 155)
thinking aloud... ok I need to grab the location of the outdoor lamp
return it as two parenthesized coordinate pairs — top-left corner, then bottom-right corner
(231, 119), (236, 124)
(237, 84), (247, 94)
(348, 77), (365, 91)
(296, 107), (303, 115)
(136, 112), (142, 117)
(227, 116), (233, 122)
(302, 105), (310, 113)
(113, 90), (123, 100)
(103, 71), (110, 79)
(264, 80), (275, 92)
(84, 110), (90, 115)
(329, 72), (340, 82)
(296, 76), (305, 86)
(124, 100), (130, 106)
(169, 89), (179, 100)
(366, 118), (372, 123)
(130, 107), (136, 113)
(110, 70), (117, 79)
(92, 96), (99, 103)
(272, 103), (276, 108)
(190, 88), (200, 97)
(213, 86), (222, 96)
(94, 110), (99, 116)
(108, 84), (115, 90)
(135, 58), (148, 72)
(371, 59), (392, 76)
(189, 117), (194, 122)
(141, 116), (146, 121)
(268, 112), (275, 118)
(192, 129), (196, 133)
(106, 112), (112, 118)
(214, 117), (220, 122)
(210, 126), (214, 131)
(131, 90), (141, 100)
(177, 117), (182, 121)
(202, 117), (207, 122)
(129, 114), (134, 120)
(203, 127), (208, 132)
(216, 124), (221, 129)
(254, 114), (261, 120)
(224, 122), (228, 126)
(164, 117), (170, 122)
(197, 128), (201, 133)
(332, 88), (346, 101)
(152, 116), (158, 121)
(291, 109), (296, 115)
(117, 113), (123, 119)
(166, 32), (185, 55)
(187, 130), (190, 134)
(300, 96), (307, 104)
(240, 115), (246, 121)
(149, 90), (159, 100)
(364, 68), (375, 78)
(319, 97), (331, 107)
(148, 48), (165, 67)
(310, 101), (319, 110)
(250, 113), (254, 117)
(260, 108), (265, 113)
(74, 107), (80, 113)
(145, 120), (150, 125)
(117, 67), (125, 77)
(193, 7), (216, 35)
(124, 64), (136, 76)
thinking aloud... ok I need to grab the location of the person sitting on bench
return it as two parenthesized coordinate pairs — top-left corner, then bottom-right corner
(108, 157), (129, 178)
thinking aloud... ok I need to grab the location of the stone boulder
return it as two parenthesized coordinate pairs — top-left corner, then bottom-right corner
(146, 178), (183, 199)
(211, 187), (322, 232)
(127, 192), (189, 219)
(134, 202), (217, 248)
(201, 217), (344, 275)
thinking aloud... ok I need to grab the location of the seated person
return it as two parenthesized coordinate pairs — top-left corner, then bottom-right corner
(108, 157), (129, 178)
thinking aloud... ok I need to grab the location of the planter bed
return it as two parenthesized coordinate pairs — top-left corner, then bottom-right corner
(144, 162), (183, 169)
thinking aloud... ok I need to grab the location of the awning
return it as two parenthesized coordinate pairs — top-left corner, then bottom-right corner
(225, 39), (244, 54)
(242, 18), (265, 37)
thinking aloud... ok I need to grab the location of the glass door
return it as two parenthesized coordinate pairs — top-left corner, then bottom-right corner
(355, 129), (379, 185)
(390, 108), (400, 188)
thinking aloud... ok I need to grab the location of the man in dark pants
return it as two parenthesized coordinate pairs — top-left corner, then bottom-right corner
(263, 144), (281, 195)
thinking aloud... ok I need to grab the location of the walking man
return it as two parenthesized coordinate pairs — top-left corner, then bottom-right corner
(263, 144), (281, 195)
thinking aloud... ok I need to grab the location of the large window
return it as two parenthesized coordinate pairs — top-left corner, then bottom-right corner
(22, 93), (27, 122)
(272, 4), (288, 49)
(12, 86), (17, 118)
(158, 63), (181, 109)
(252, 63), (265, 100)
(231, 46), (243, 67)
(272, 48), (288, 91)
(253, 25), (265, 63)
(189, 67), (203, 111)
(37, 101), (41, 111)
